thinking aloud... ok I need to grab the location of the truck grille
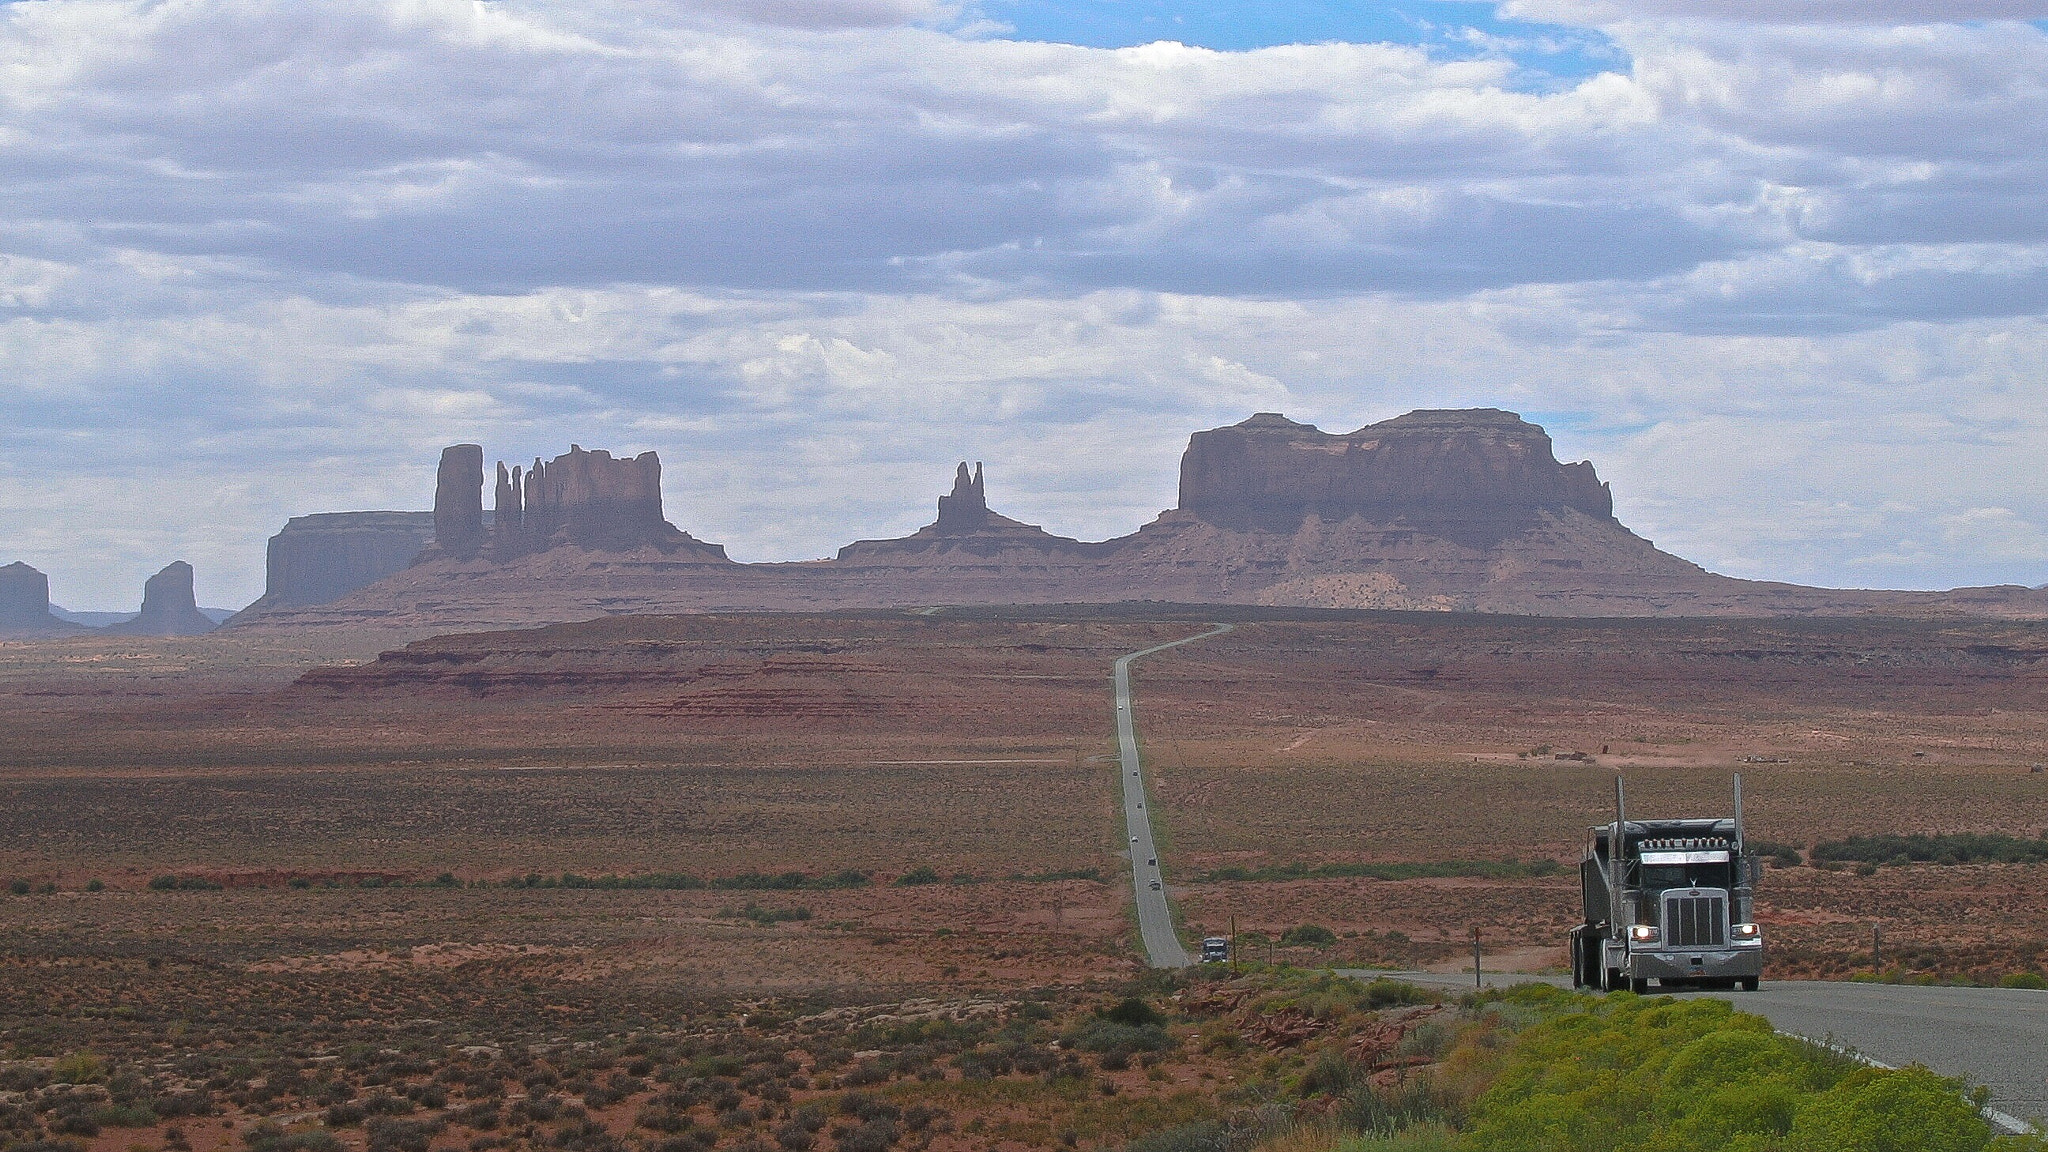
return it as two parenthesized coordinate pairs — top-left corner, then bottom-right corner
(1665, 893), (1727, 947)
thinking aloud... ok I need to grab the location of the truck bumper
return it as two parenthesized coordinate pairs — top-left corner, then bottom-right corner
(1627, 944), (1763, 983)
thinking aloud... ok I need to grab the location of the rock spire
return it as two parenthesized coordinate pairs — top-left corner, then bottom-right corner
(935, 462), (988, 533)
(433, 444), (486, 558)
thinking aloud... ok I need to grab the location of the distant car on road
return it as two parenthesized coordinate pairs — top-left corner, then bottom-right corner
(1201, 937), (1230, 963)
(1146, 857), (1155, 866)
(1149, 879), (1161, 890)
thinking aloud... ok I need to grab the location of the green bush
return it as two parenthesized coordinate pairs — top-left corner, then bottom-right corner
(1013, 867), (1103, 883)
(1810, 832), (2048, 867)
(1998, 971), (2047, 990)
(725, 902), (810, 926)
(245, 1123), (341, 1152)
(709, 870), (867, 891)
(92, 1104), (157, 1129)
(147, 875), (221, 891)
(1459, 988), (2000, 1152)
(1360, 979), (1436, 1010)
(1788, 1066), (1990, 1152)
(7, 880), (27, 896)
(1281, 925), (1338, 948)
(893, 866), (942, 887)
(1124, 1121), (1230, 1152)
(1747, 840), (1804, 868)
(1099, 997), (1165, 1027)
(51, 1053), (105, 1084)
(1067, 1020), (1172, 1055)
(1192, 860), (1560, 884)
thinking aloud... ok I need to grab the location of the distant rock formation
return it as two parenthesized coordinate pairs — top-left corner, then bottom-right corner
(104, 561), (217, 636)
(837, 461), (1088, 563)
(936, 462), (988, 532)
(0, 562), (83, 636)
(432, 444), (487, 559)
(490, 444), (727, 558)
(228, 410), (2048, 632)
(239, 512), (439, 611)
(1178, 410), (1613, 546)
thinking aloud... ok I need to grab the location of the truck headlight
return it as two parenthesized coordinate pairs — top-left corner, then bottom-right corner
(1628, 924), (1661, 944)
(1731, 923), (1761, 941)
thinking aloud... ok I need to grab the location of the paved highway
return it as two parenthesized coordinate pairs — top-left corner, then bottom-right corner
(1114, 624), (1232, 968)
(1363, 969), (2046, 1132)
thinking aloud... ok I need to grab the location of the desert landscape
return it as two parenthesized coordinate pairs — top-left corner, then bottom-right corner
(8, 606), (2046, 981)
(5, 596), (2048, 1150)
(11, 3), (2048, 1148)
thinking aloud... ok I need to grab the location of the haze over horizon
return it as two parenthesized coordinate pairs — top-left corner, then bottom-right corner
(5, 0), (2048, 609)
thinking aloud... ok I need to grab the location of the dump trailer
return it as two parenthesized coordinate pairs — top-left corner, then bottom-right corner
(1569, 775), (1764, 993)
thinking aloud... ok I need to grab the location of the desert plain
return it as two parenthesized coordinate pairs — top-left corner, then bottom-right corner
(2, 606), (2047, 1151)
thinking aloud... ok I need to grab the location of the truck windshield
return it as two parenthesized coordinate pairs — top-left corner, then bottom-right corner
(1640, 862), (1731, 890)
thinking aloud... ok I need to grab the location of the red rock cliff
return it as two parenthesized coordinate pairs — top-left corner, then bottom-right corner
(1176, 409), (1613, 544)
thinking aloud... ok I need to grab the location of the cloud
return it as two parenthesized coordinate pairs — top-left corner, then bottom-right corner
(0, 1), (2046, 605)
(1502, 0), (2048, 24)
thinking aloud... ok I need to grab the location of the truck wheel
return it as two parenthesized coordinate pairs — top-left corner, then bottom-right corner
(1604, 968), (1622, 992)
(1630, 976), (1650, 994)
(1739, 977), (1759, 992)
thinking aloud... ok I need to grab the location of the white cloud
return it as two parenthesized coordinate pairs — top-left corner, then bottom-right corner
(0, 1), (2046, 605)
(1503, 1), (2048, 23)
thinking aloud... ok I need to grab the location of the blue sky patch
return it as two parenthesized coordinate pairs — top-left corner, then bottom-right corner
(969, 0), (1625, 85)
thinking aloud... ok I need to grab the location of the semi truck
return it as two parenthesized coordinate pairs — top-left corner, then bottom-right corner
(1569, 775), (1764, 993)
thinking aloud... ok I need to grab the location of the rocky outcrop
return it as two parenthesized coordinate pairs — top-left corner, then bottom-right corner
(0, 562), (82, 636)
(433, 444), (487, 559)
(227, 410), (2048, 632)
(492, 445), (727, 558)
(936, 462), (988, 532)
(236, 511), (439, 611)
(837, 462), (1091, 565)
(104, 562), (217, 636)
(1178, 410), (1612, 546)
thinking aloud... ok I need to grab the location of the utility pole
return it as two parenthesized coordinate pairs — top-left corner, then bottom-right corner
(1472, 926), (1483, 991)
(1229, 916), (1237, 974)
(1873, 922), (1883, 972)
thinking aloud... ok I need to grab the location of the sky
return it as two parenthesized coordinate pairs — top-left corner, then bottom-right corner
(4, 0), (2048, 609)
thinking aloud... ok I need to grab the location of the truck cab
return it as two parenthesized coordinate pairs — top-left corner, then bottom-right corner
(1570, 779), (1764, 993)
(1201, 937), (1230, 963)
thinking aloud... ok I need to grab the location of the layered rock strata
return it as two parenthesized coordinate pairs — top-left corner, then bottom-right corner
(0, 562), (83, 636)
(242, 511), (438, 611)
(1179, 409), (1612, 543)
(105, 561), (218, 636)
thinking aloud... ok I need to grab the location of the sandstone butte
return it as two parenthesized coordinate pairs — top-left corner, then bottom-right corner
(103, 560), (219, 637)
(0, 561), (84, 637)
(226, 408), (2048, 633)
